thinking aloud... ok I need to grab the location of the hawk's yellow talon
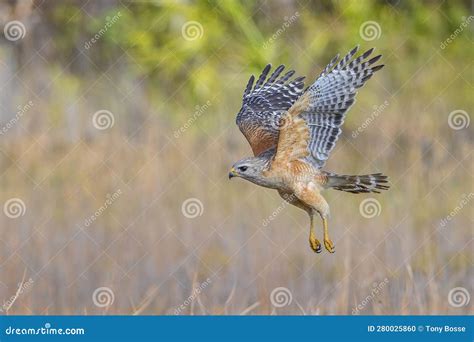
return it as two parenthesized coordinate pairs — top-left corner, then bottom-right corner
(324, 238), (335, 253)
(309, 235), (322, 253)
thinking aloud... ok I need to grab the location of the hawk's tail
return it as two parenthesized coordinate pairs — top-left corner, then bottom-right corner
(325, 172), (389, 194)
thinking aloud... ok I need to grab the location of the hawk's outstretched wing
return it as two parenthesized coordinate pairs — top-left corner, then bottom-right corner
(236, 65), (305, 156)
(273, 46), (384, 167)
(303, 46), (383, 168)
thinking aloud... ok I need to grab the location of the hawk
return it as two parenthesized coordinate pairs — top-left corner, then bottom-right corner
(229, 45), (389, 254)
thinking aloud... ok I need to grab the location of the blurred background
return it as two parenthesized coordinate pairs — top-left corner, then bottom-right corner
(0, 0), (472, 315)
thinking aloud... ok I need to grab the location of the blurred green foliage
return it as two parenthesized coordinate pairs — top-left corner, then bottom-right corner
(39, 0), (471, 105)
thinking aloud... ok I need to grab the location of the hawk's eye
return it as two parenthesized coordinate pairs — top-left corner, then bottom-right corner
(238, 166), (248, 172)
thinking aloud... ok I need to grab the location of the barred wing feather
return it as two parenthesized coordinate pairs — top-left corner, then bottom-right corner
(303, 46), (384, 168)
(236, 64), (305, 156)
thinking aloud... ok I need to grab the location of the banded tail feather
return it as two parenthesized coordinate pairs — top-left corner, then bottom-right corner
(325, 172), (389, 194)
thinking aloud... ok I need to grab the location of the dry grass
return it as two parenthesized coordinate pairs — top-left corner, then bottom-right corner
(1, 110), (472, 315)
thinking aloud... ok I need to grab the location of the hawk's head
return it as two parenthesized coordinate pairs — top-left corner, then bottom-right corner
(228, 156), (272, 187)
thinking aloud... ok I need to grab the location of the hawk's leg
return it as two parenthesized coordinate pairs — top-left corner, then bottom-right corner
(309, 214), (322, 253)
(277, 189), (322, 254)
(322, 217), (335, 253)
(292, 185), (334, 254)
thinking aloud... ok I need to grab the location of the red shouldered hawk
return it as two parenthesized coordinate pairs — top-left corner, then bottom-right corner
(229, 45), (389, 254)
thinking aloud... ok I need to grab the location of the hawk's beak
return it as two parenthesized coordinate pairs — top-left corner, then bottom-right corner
(228, 167), (237, 179)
